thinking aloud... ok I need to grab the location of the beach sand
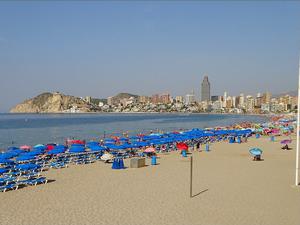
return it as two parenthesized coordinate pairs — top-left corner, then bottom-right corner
(1, 136), (299, 225)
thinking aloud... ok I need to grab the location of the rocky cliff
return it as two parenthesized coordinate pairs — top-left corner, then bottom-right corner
(10, 92), (97, 113)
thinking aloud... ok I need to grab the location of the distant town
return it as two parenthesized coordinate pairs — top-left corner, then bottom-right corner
(10, 75), (297, 114)
(74, 76), (297, 114)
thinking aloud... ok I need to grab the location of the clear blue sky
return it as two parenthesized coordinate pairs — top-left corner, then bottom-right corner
(0, 1), (300, 112)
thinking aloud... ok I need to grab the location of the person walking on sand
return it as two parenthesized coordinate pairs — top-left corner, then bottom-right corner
(196, 142), (201, 151)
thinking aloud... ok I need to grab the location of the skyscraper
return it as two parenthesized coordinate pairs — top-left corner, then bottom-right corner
(223, 91), (227, 108)
(239, 93), (245, 108)
(201, 76), (210, 102)
(262, 92), (272, 104)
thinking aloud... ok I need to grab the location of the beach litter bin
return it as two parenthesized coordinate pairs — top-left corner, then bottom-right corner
(130, 157), (145, 168)
(151, 156), (157, 165)
(237, 137), (241, 144)
(112, 158), (119, 169)
(256, 134), (260, 139)
(182, 150), (187, 157)
(119, 158), (125, 169)
(112, 158), (125, 169)
(205, 144), (210, 152)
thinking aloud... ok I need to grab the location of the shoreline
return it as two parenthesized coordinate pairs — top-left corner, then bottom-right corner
(5, 111), (274, 117)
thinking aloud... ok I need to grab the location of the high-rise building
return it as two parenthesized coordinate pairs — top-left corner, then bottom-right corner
(201, 76), (210, 102)
(246, 95), (254, 112)
(232, 96), (236, 108)
(262, 92), (272, 104)
(175, 96), (184, 103)
(151, 94), (160, 104)
(223, 91), (227, 108)
(255, 96), (262, 108)
(85, 96), (92, 104)
(211, 96), (219, 102)
(139, 96), (150, 104)
(226, 96), (233, 108)
(239, 93), (245, 108)
(160, 93), (171, 104)
(185, 92), (196, 105)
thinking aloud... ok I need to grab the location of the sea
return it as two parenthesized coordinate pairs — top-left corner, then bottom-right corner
(0, 113), (267, 149)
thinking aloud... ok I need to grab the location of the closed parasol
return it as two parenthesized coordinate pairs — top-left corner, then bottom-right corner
(144, 147), (156, 153)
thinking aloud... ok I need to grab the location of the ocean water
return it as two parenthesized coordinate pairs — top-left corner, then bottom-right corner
(0, 113), (267, 148)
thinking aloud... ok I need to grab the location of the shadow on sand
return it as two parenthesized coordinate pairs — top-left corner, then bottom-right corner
(191, 188), (209, 198)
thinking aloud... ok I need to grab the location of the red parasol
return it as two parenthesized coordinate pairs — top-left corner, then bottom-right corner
(20, 145), (31, 150)
(176, 142), (188, 150)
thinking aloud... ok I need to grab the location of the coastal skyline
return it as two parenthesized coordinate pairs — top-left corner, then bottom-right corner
(1, 1), (300, 112)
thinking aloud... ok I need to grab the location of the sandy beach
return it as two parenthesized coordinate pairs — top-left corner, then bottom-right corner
(1, 135), (299, 225)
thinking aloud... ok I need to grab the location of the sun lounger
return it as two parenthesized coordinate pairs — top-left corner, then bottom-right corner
(0, 183), (18, 192)
(21, 171), (41, 179)
(0, 176), (18, 185)
(3, 171), (21, 177)
(50, 161), (68, 169)
(26, 177), (47, 186)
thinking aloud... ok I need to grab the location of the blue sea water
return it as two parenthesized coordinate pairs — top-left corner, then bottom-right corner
(0, 113), (267, 148)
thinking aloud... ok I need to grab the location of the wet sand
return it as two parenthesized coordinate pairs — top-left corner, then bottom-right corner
(1, 135), (299, 225)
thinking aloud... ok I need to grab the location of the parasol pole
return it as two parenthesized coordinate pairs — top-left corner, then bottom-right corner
(190, 155), (193, 198)
(296, 58), (300, 186)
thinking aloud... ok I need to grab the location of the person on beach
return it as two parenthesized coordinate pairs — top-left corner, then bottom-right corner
(196, 142), (200, 151)
(281, 144), (289, 150)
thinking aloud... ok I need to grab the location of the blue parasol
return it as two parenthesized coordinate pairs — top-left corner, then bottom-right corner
(69, 146), (85, 153)
(15, 154), (36, 162)
(89, 145), (107, 151)
(249, 148), (262, 156)
(0, 158), (14, 164)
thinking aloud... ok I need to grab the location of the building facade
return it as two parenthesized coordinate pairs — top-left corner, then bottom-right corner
(160, 93), (171, 104)
(175, 96), (184, 103)
(211, 95), (219, 102)
(185, 94), (196, 105)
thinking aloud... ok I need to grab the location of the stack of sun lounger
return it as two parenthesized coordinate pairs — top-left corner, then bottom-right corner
(0, 161), (47, 192)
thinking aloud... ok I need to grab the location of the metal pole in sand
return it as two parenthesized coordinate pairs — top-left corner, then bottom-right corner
(296, 58), (300, 186)
(190, 156), (193, 198)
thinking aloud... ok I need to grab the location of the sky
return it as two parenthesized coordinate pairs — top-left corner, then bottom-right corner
(0, 1), (300, 112)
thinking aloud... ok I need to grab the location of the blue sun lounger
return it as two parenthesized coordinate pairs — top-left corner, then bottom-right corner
(25, 177), (47, 186)
(0, 176), (19, 192)
(50, 161), (68, 169)
(0, 183), (18, 192)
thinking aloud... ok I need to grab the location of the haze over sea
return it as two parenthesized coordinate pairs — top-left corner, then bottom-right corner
(0, 113), (266, 148)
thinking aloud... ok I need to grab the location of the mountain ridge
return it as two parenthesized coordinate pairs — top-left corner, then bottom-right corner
(9, 92), (140, 113)
(10, 92), (95, 113)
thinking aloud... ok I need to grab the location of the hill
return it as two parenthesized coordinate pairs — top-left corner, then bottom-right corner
(273, 90), (297, 98)
(113, 93), (139, 100)
(10, 92), (98, 113)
